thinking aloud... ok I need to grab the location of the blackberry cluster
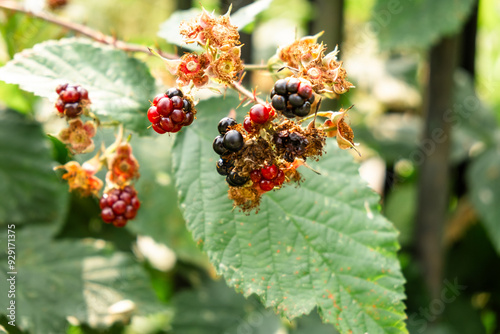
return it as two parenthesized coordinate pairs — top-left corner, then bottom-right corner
(274, 130), (309, 162)
(270, 77), (315, 118)
(55, 83), (90, 118)
(250, 165), (285, 192)
(148, 88), (195, 134)
(100, 186), (140, 228)
(213, 117), (249, 187)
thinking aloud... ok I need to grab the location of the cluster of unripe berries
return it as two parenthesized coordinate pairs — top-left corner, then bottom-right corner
(270, 78), (315, 118)
(100, 186), (141, 228)
(213, 117), (249, 186)
(250, 165), (285, 192)
(147, 88), (195, 134)
(55, 83), (90, 118)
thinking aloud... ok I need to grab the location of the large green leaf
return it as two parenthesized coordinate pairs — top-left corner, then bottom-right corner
(0, 226), (164, 334)
(0, 108), (67, 229)
(0, 38), (155, 134)
(372, 0), (476, 50)
(467, 146), (500, 254)
(172, 95), (407, 334)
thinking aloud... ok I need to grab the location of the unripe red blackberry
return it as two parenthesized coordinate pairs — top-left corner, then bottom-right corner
(270, 77), (315, 118)
(148, 88), (195, 134)
(54, 83), (91, 118)
(100, 186), (140, 227)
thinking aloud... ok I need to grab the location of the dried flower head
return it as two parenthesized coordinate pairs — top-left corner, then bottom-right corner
(176, 53), (211, 87)
(277, 34), (353, 95)
(180, 7), (240, 49)
(56, 160), (103, 197)
(106, 143), (140, 187)
(58, 119), (96, 154)
(323, 108), (358, 153)
(206, 46), (244, 84)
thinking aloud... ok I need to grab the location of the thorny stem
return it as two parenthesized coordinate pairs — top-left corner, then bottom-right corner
(0, 1), (178, 59)
(0, 1), (267, 106)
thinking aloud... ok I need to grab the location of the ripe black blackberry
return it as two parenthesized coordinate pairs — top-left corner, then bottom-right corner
(148, 88), (195, 134)
(270, 78), (315, 118)
(213, 117), (248, 187)
(100, 186), (140, 228)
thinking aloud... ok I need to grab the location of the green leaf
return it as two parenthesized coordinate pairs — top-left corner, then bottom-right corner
(173, 95), (408, 334)
(372, 0), (476, 50)
(0, 38), (155, 134)
(172, 279), (283, 334)
(0, 226), (164, 334)
(230, 0), (273, 30)
(0, 108), (68, 230)
(467, 146), (500, 255)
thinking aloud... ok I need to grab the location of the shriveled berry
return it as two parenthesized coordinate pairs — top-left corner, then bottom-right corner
(171, 109), (186, 123)
(101, 207), (115, 223)
(160, 117), (174, 132)
(152, 123), (167, 134)
(261, 165), (278, 180)
(297, 83), (313, 99)
(249, 104), (270, 124)
(223, 130), (244, 152)
(250, 170), (262, 183)
(271, 95), (286, 111)
(288, 94), (304, 107)
(227, 170), (248, 187)
(274, 79), (287, 95)
(213, 135), (228, 155)
(216, 158), (233, 176)
(218, 117), (237, 135)
(243, 117), (255, 133)
(157, 97), (173, 117)
(171, 96), (183, 109)
(112, 200), (127, 215)
(286, 78), (300, 93)
(274, 170), (285, 186)
(260, 179), (275, 191)
(147, 106), (161, 123)
(294, 102), (311, 117)
(166, 87), (183, 98)
(183, 112), (194, 126)
(64, 103), (82, 118)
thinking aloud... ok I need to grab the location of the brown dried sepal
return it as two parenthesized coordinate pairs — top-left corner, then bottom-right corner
(228, 185), (262, 213)
(229, 136), (276, 177)
(58, 119), (96, 154)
